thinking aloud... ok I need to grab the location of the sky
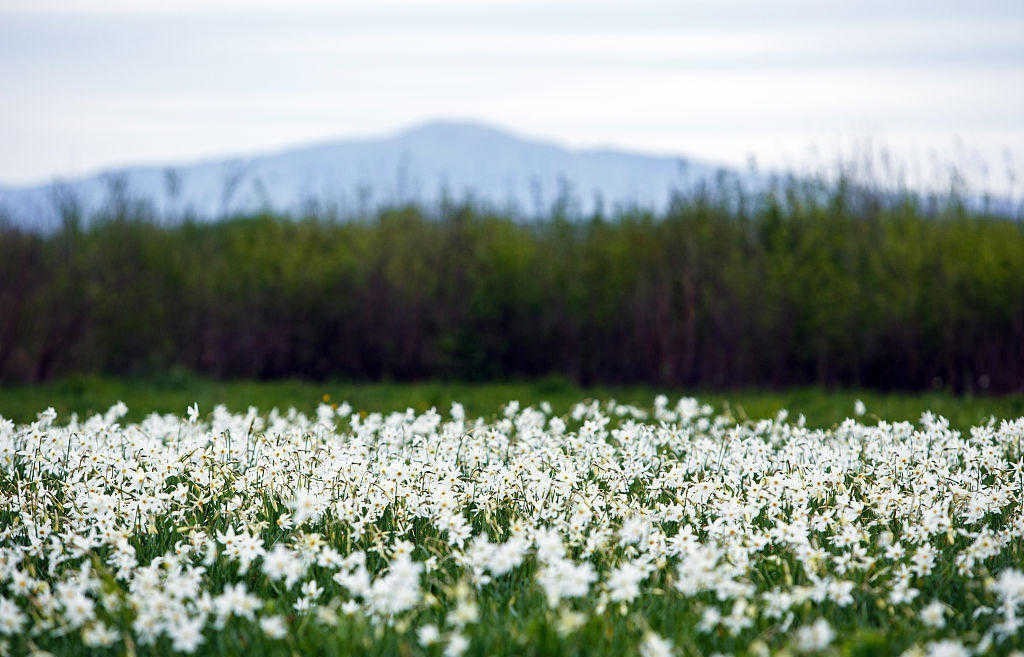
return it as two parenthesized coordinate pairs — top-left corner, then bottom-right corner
(2, 0), (1022, 193)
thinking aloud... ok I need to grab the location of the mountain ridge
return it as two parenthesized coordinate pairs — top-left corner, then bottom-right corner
(0, 121), (749, 230)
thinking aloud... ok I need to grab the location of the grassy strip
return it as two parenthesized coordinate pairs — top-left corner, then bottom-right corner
(1, 375), (1022, 428)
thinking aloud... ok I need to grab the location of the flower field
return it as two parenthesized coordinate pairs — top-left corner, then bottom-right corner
(2, 397), (1024, 656)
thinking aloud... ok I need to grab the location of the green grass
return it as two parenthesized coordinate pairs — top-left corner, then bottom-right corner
(1, 374), (1022, 428)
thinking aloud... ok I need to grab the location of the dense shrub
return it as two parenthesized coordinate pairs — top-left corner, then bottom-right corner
(1, 186), (1022, 392)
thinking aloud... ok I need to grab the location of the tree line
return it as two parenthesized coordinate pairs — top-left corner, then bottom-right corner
(1, 186), (1023, 393)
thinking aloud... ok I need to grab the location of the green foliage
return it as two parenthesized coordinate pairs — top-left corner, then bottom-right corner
(1, 187), (1022, 391)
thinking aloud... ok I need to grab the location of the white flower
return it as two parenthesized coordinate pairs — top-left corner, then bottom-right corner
(288, 490), (323, 526)
(169, 616), (205, 653)
(260, 616), (288, 639)
(607, 561), (647, 603)
(536, 558), (597, 607)
(795, 619), (834, 653)
(300, 580), (324, 601)
(920, 600), (946, 628)
(639, 632), (674, 657)
(81, 622), (120, 648)
(924, 640), (969, 657)
(213, 583), (261, 624)
(263, 545), (304, 588)
(992, 569), (1024, 607)
(60, 590), (95, 628)
(417, 624), (441, 646)
(366, 553), (423, 616)
(448, 599), (479, 627)
(216, 526), (264, 574)
(555, 608), (587, 636)
(444, 633), (469, 657)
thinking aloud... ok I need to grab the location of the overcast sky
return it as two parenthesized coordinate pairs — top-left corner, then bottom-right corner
(2, 0), (1022, 191)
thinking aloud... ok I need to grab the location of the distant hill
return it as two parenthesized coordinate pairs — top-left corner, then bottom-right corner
(0, 121), (757, 230)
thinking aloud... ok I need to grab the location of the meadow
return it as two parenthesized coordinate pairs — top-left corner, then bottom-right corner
(1, 376), (1024, 428)
(2, 391), (1024, 656)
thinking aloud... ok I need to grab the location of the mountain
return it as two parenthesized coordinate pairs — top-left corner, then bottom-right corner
(0, 121), (763, 231)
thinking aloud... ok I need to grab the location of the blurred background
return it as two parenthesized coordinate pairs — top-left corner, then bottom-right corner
(1, 1), (1022, 413)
